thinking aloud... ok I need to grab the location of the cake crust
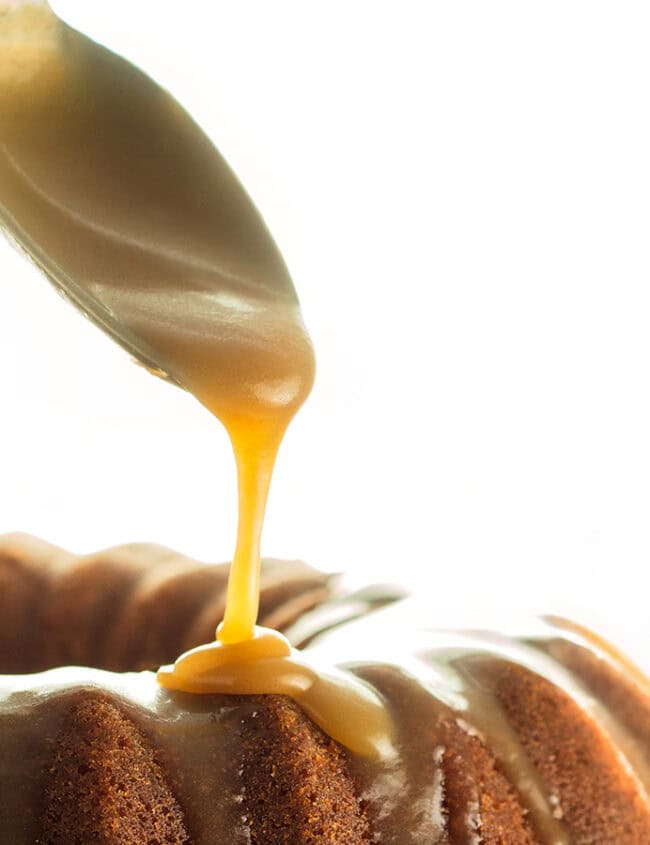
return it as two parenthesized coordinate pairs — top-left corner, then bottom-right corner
(2, 534), (650, 844)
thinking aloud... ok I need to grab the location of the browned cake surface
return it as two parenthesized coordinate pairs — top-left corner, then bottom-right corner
(543, 635), (650, 753)
(238, 696), (369, 844)
(30, 691), (366, 845)
(41, 696), (189, 845)
(489, 660), (650, 842)
(3, 535), (650, 844)
(354, 663), (541, 844)
(0, 535), (71, 672)
(0, 533), (331, 674)
(438, 716), (538, 844)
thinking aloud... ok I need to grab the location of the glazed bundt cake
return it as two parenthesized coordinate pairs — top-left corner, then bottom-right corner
(2, 533), (650, 844)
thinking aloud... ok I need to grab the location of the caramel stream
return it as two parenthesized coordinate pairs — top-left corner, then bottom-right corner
(4, 7), (650, 841)
(0, 3), (390, 757)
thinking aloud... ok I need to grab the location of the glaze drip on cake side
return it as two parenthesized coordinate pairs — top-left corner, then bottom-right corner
(0, 3), (401, 760)
(3, 537), (650, 844)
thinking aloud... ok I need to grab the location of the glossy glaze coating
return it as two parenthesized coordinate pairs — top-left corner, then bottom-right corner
(3, 594), (650, 843)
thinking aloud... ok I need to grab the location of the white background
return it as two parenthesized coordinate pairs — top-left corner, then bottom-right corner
(1, 2), (649, 667)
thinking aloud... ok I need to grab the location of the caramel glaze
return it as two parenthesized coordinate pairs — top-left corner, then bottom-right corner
(3, 599), (650, 843)
(4, 9), (650, 841)
(0, 2), (357, 730)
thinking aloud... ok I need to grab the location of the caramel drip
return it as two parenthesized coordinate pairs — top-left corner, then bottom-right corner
(531, 618), (650, 799)
(6, 16), (650, 831)
(444, 621), (650, 804)
(4, 556), (650, 840)
(0, 533), (331, 674)
(304, 602), (650, 836)
(450, 656), (571, 845)
(0, 4), (399, 760)
(447, 626), (650, 815)
(218, 423), (284, 644)
(0, 7), (314, 641)
(157, 628), (394, 759)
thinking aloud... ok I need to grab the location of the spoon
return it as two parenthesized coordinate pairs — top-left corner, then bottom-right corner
(0, 0), (313, 419)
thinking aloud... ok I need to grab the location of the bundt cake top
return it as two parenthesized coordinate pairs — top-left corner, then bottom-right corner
(0, 532), (337, 675)
(3, 535), (650, 844)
